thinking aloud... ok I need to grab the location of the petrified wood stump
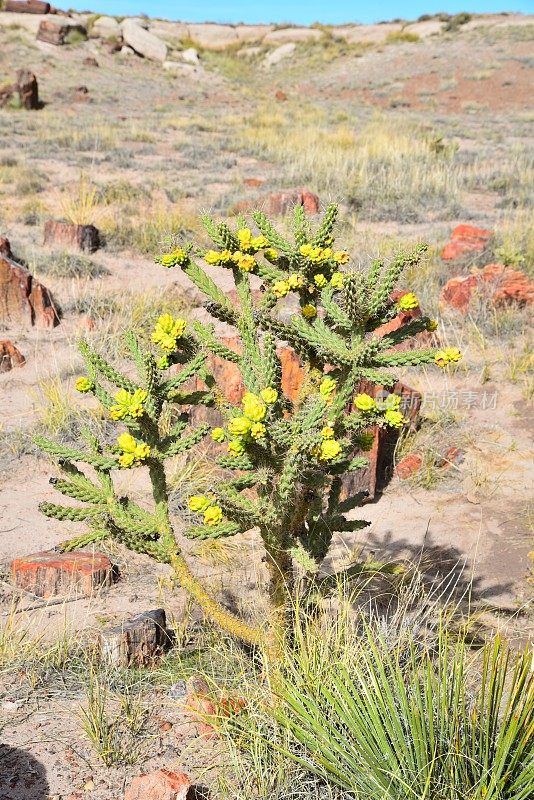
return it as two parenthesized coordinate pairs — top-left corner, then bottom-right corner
(100, 609), (171, 667)
(11, 550), (113, 598)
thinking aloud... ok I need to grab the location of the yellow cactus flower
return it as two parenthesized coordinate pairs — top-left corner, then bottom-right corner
(302, 304), (317, 319)
(330, 272), (344, 289)
(382, 393), (401, 411)
(273, 280), (290, 298)
(251, 235), (268, 249)
(211, 427), (226, 442)
(110, 388), (148, 420)
(264, 248), (279, 262)
(152, 314), (187, 353)
(319, 439), (342, 461)
(118, 452), (136, 469)
(444, 347), (462, 363)
(287, 273), (304, 289)
(314, 274), (328, 288)
(333, 251), (350, 265)
(228, 438), (246, 456)
(354, 393), (377, 412)
(204, 505), (223, 526)
(134, 442), (151, 460)
(321, 426), (335, 439)
(426, 319), (438, 332)
(384, 409), (406, 428)
(204, 250), (222, 265)
(117, 432), (137, 453)
(234, 253), (256, 273)
(397, 292), (419, 311)
(158, 248), (188, 268)
(250, 422), (266, 440)
(319, 377), (336, 399)
(75, 376), (93, 393)
(228, 416), (252, 437)
(237, 228), (253, 251)
(260, 387), (278, 404)
(242, 392), (267, 422)
(188, 495), (211, 513)
(299, 244), (313, 257)
(434, 350), (448, 367)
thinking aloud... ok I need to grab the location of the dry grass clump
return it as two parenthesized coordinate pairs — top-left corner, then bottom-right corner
(235, 108), (462, 222)
(100, 201), (202, 254)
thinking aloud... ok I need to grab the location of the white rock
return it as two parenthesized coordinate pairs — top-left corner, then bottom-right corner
(404, 20), (444, 37)
(121, 19), (167, 62)
(234, 24), (274, 42)
(90, 15), (120, 39)
(181, 47), (200, 65)
(120, 45), (135, 56)
(187, 23), (239, 50)
(149, 21), (190, 42)
(264, 42), (296, 67)
(331, 23), (403, 44)
(263, 27), (324, 44)
(125, 17), (150, 30)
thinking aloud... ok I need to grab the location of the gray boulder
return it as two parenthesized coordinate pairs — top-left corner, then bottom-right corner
(121, 18), (167, 61)
(264, 42), (296, 67)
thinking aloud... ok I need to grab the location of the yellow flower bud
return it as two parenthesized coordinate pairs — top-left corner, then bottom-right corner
(319, 377), (336, 399)
(397, 292), (419, 311)
(234, 253), (256, 272)
(299, 244), (313, 257)
(330, 272), (344, 289)
(321, 426), (335, 439)
(211, 427), (226, 442)
(260, 387), (278, 404)
(188, 495), (211, 513)
(426, 319), (438, 332)
(203, 505), (223, 526)
(302, 304), (317, 319)
(287, 273), (304, 289)
(250, 422), (266, 440)
(384, 409), (406, 429)
(228, 439), (246, 456)
(117, 432), (137, 453)
(444, 347), (462, 363)
(313, 274), (327, 288)
(118, 453), (136, 469)
(273, 280), (290, 298)
(228, 416), (252, 437)
(319, 439), (342, 461)
(134, 442), (151, 460)
(75, 376), (93, 393)
(242, 392), (267, 422)
(251, 235), (268, 249)
(264, 248), (279, 262)
(205, 250), (222, 265)
(354, 393), (377, 412)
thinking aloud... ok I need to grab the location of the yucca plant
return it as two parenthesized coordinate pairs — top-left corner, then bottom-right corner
(36, 204), (461, 655)
(271, 625), (534, 800)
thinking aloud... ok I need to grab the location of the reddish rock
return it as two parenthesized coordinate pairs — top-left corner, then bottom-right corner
(0, 70), (39, 110)
(37, 19), (86, 46)
(83, 56), (99, 67)
(395, 454), (423, 479)
(124, 770), (191, 800)
(0, 243), (60, 328)
(275, 89), (288, 101)
(4, 0), (51, 11)
(234, 188), (320, 216)
(11, 550), (113, 598)
(0, 340), (26, 372)
(243, 177), (264, 188)
(0, 237), (12, 257)
(43, 220), (100, 253)
(159, 720), (173, 732)
(441, 224), (492, 261)
(437, 447), (465, 469)
(440, 274), (479, 312)
(440, 264), (534, 313)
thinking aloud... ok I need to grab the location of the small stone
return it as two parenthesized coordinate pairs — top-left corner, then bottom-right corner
(264, 42), (296, 67)
(0, 340), (26, 373)
(159, 720), (173, 732)
(168, 680), (187, 700)
(82, 56), (99, 67)
(1, 699), (24, 713)
(437, 447), (465, 469)
(180, 47), (200, 65)
(124, 769), (191, 800)
(395, 454), (423, 479)
(275, 89), (287, 101)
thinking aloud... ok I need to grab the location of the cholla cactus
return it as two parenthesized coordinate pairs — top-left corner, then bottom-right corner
(37, 204), (459, 655)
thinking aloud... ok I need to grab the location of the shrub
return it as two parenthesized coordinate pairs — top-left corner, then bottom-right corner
(36, 205), (459, 657)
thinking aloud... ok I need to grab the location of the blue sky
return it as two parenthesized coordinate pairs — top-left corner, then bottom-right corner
(73, 2), (533, 25)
